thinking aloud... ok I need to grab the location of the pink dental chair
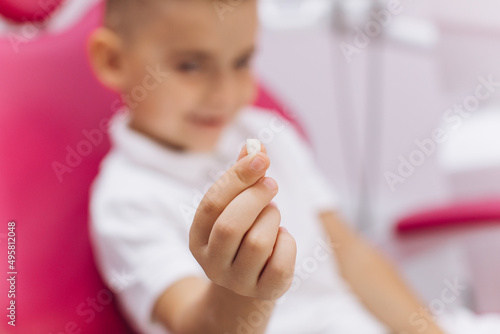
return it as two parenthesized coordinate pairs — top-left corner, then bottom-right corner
(394, 198), (500, 313)
(0, 1), (299, 333)
(0, 0), (64, 23)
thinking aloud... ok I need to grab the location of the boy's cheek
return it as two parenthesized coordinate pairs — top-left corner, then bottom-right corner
(246, 81), (258, 106)
(238, 74), (257, 105)
(153, 73), (204, 99)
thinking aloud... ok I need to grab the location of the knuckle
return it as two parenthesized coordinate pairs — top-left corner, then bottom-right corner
(266, 205), (281, 222)
(270, 262), (295, 281)
(230, 166), (248, 185)
(198, 194), (221, 217)
(214, 220), (238, 239)
(281, 265), (295, 281)
(257, 273), (293, 300)
(244, 233), (270, 254)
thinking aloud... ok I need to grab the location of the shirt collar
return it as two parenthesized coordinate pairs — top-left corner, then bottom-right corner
(108, 108), (249, 185)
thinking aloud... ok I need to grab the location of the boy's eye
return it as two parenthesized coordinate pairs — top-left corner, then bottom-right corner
(177, 62), (201, 72)
(235, 55), (252, 69)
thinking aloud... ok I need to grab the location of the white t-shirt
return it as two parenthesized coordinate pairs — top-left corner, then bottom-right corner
(90, 106), (500, 334)
(88, 106), (389, 334)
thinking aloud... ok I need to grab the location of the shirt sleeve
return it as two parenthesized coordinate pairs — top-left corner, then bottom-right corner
(89, 183), (206, 334)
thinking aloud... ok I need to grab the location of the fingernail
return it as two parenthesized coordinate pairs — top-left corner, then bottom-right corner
(261, 177), (277, 191)
(249, 155), (266, 171)
(280, 226), (288, 233)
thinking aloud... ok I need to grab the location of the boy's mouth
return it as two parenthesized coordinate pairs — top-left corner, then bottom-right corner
(187, 115), (226, 129)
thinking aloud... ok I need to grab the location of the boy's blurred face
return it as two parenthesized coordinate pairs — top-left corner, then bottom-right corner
(120, 0), (258, 152)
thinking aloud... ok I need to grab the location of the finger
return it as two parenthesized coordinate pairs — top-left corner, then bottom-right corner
(237, 142), (268, 161)
(190, 150), (271, 250)
(205, 177), (278, 268)
(256, 227), (296, 300)
(229, 204), (281, 289)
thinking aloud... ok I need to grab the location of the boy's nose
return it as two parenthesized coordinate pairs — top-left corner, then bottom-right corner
(206, 72), (238, 113)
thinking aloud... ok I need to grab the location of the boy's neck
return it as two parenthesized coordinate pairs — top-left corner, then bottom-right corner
(128, 119), (188, 153)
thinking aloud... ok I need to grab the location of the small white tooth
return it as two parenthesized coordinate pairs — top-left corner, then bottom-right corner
(246, 139), (261, 157)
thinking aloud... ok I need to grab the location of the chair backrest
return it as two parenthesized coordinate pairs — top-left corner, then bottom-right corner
(0, 1), (296, 332)
(395, 198), (500, 234)
(0, 0), (63, 23)
(0, 3), (135, 333)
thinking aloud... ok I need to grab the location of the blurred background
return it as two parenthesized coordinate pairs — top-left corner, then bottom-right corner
(255, 0), (500, 315)
(1, 0), (499, 332)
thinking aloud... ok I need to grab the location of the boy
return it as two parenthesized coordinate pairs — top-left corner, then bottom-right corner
(88, 0), (500, 333)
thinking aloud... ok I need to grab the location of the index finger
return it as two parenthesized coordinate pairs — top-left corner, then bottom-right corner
(190, 144), (270, 249)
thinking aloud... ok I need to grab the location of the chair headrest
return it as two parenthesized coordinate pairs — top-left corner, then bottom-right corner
(0, 0), (64, 23)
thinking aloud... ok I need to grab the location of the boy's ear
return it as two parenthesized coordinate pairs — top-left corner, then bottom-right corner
(87, 27), (127, 92)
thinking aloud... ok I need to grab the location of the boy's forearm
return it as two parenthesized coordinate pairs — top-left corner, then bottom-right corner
(338, 240), (444, 334)
(319, 211), (445, 334)
(166, 280), (275, 334)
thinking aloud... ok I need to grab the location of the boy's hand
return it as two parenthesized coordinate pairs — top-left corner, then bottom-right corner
(189, 144), (296, 301)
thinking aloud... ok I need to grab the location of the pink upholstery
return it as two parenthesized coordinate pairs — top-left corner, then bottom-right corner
(0, 0), (63, 23)
(396, 198), (500, 234)
(0, 3), (133, 334)
(394, 199), (500, 313)
(0, 1), (296, 332)
(254, 84), (307, 140)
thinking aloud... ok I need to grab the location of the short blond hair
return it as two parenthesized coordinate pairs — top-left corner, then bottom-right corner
(105, 0), (161, 37)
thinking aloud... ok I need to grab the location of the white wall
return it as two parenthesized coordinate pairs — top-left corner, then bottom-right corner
(254, 0), (500, 238)
(254, 0), (500, 311)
